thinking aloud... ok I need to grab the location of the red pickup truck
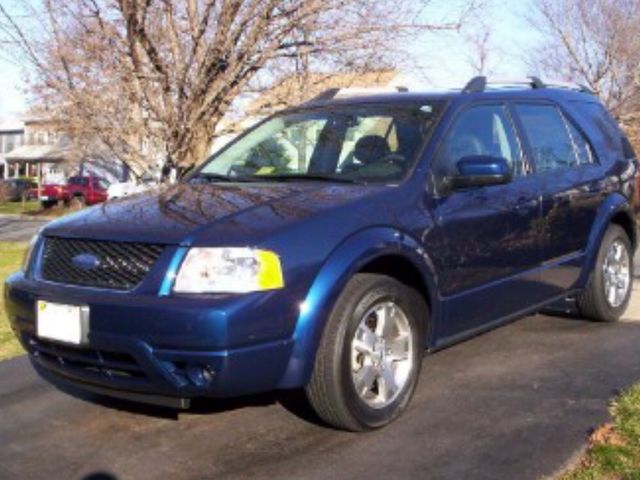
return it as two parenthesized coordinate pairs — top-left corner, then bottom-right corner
(39, 175), (110, 208)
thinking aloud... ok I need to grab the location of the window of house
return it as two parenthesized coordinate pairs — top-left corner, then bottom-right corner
(4, 135), (15, 153)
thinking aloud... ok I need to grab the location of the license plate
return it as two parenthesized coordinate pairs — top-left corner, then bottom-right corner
(39, 196), (49, 201)
(37, 300), (88, 345)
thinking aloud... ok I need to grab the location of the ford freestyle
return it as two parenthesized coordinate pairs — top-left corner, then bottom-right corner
(5, 76), (639, 431)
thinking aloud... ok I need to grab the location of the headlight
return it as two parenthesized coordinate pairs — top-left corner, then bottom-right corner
(22, 233), (40, 272)
(173, 247), (284, 293)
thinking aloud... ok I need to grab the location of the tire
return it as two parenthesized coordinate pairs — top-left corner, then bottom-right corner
(577, 224), (634, 322)
(40, 200), (56, 209)
(305, 273), (427, 431)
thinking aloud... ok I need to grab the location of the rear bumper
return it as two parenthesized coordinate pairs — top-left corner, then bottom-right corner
(5, 271), (299, 402)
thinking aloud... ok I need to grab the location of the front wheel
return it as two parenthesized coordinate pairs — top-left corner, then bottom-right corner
(305, 273), (427, 431)
(577, 224), (634, 322)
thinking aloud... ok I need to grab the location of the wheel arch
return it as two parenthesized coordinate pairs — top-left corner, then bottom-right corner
(579, 193), (637, 287)
(277, 227), (438, 389)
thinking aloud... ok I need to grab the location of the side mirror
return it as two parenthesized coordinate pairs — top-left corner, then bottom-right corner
(449, 155), (512, 189)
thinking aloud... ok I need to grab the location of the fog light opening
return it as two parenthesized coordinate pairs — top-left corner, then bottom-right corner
(185, 363), (216, 387)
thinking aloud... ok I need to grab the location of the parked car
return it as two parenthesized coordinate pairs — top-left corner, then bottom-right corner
(39, 175), (110, 208)
(0, 178), (37, 202)
(66, 175), (110, 206)
(37, 183), (70, 208)
(107, 177), (155, 200)
(5, 76), (639, 431)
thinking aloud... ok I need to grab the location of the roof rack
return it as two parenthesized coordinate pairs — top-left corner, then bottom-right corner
(462, 76), (593, 94)
(308, 86), (409, 103)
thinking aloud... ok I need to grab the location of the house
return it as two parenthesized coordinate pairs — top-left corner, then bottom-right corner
(0, 115), (26, 179)
(2, 116), (127, 185)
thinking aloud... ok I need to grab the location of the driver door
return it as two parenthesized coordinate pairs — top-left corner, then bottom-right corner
(428, 103), (544, 342)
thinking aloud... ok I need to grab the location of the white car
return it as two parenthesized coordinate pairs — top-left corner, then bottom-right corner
(107, 180), (154, 200)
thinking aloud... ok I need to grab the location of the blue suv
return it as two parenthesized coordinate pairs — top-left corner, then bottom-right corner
(5, 76), (639, 431)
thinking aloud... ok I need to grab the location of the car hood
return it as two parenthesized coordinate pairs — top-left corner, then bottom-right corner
(42, 182), (380, 245)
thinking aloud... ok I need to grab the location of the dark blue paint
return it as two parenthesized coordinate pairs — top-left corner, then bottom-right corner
(456, 155), (511, 177)
(4, 86), (639, 404)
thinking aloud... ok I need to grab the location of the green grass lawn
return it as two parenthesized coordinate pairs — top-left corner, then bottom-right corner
(0, 200), (40, 215)
(562, 385), (640, 479)
(0, 242), (27, 360)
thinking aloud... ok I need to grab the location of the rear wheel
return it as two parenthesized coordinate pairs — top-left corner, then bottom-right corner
(305, 273), (426, 431)
(577, 225), (633, 322)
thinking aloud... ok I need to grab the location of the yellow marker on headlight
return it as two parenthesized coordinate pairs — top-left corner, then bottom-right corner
(256, 250), (285, 290)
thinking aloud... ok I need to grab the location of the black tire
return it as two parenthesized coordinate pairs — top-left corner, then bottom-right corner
(577, 224), (634, 322)
(305, 273), (427, 431)
(40, 200), (56, 209)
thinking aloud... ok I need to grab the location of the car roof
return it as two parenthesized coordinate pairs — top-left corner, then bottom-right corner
(300, 87), (596, 110)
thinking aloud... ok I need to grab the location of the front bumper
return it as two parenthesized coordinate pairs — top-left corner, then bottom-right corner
(5, 271), (299, 402)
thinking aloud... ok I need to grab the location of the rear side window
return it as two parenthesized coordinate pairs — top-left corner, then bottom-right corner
(68, 177), (89, 186)
(434, 104), (522, 180)
(515, 104), (579, 172)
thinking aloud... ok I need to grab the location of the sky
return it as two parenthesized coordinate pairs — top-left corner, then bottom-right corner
(0, 0), (540, 117)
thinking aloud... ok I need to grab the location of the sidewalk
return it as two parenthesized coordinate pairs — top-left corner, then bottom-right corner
(624, 252), (640, 321)
(622, 279), (640, 321)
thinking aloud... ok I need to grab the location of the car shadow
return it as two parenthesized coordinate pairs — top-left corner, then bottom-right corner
(50, 378), (325, 426)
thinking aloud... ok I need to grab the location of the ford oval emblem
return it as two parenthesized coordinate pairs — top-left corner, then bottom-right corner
(71, 253), (101, 271)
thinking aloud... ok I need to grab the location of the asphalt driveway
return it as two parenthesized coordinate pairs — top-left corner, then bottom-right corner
(0, 215), (49, 242)
(3, 311), (640, 480)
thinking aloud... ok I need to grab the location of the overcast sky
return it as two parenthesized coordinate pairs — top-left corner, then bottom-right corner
(0, 0), (541, 117)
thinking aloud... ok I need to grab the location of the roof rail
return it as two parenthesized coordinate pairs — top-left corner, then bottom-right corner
(462, 76), (593, 94)
(307, 86), (409, 103)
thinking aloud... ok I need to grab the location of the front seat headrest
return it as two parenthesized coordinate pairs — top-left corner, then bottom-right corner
(354, 135), (391, 164)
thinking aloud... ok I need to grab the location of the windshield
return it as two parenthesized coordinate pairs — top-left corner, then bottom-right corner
(196, 103), (443, 183)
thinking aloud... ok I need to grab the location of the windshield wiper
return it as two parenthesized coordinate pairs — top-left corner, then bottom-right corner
(189, 172), (248, 183)
(247, 173), (359, 184)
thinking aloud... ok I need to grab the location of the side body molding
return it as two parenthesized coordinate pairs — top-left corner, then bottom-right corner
(277, 227), (439, 389)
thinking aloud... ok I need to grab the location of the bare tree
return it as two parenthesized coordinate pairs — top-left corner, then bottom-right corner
(464, 19), (493, 76)
(0, 0), (474, 177)
(528, 0), (640, 116)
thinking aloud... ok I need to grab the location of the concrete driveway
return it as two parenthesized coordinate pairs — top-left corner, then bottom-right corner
(3, 306), (640, 480)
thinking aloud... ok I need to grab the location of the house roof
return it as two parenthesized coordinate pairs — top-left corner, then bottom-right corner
(0, 114), (25, 132)
(247, 69), (400, 116)
(5, 144), (69, 162)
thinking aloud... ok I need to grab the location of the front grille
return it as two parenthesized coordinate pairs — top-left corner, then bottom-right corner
(29, 337), (147, 381)
(41, 237), (164, 290)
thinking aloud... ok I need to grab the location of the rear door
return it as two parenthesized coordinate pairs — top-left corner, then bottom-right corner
(429, 102), (545, 341)
(513, 102), (602, 294)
